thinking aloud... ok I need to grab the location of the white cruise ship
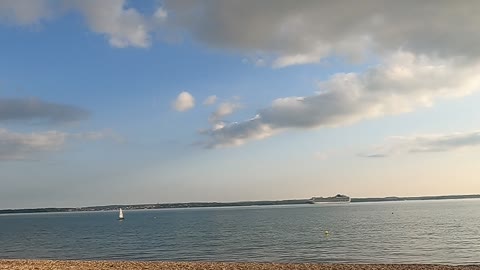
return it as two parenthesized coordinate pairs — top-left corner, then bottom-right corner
(310, 194), (351, 203)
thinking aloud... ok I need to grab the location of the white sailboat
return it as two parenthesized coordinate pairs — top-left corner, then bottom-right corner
(118, 208), (124, 220)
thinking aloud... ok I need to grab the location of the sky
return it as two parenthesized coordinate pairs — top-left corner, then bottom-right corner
(1, 0), (480, 209)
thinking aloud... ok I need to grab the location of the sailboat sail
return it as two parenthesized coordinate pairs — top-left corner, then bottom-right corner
(118, 208), (124, 219)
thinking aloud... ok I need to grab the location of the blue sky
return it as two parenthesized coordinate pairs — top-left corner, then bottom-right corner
(1, 1), (480, 208)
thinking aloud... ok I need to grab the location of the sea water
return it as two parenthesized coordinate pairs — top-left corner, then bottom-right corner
(0, 199), (479, 264)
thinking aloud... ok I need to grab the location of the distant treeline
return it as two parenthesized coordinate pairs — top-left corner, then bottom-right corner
(1, 194), (479, 215)
(0, 208), (74, 214)
(0, 199), (311, 215)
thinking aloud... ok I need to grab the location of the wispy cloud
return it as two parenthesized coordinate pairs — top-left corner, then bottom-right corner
(209, 101), (242, 124)
(0, 97), (89, 124)
(69, 129), (125, 143)
(201, 51), (480, 148)
(0, 129), (66, 160)
(0, 128), (122, 161)
(203, 95), (217, 106)
(361, 131), (480, 158)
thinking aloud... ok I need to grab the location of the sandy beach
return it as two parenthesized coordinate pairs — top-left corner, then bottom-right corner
(0, 260), (478, 270)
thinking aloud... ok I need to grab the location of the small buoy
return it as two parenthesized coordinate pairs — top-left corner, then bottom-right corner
(324, 230), (329, 235)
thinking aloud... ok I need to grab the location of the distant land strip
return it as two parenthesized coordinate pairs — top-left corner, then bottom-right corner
(1, 194), (480, 215)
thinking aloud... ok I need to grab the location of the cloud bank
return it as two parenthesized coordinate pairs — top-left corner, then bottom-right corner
(361, 131), (480, 157)
(3, 1), (480, 63)
(0, 0), (52, 25)
(0, 97), (89, 124)
(0, 96), (116, 160)
(172, 91), (195, 112)
(163, 0), (480, 67)
(202, 52), (480, 148)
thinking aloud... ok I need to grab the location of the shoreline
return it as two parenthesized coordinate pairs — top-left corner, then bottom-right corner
(2, 195), (480, 215)
(0, 260), (479, 270)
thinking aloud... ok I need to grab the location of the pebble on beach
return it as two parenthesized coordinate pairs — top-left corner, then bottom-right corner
(0, 260), (479, 270)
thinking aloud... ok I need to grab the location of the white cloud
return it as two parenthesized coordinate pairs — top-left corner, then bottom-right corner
(361, 131), (480, 157)
(209, 101), (241, 123)
(202, 51), (480, 148)
(173, 91), (195, 112)
(0, 0), (169, 48)
(163, 1), (480, 67)
(272, 45), (331, 68)
(202, 115), (275, 148)
(0, 128), (122, 161)
(68, 0), (151, 48)
(203, 95), (217, 106)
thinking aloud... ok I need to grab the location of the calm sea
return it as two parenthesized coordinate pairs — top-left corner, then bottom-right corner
(1, 199), (479, 264)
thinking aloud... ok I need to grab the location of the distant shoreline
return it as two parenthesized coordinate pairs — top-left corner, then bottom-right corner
(1, 194), (479, 215)
(0, 260), (478, 270)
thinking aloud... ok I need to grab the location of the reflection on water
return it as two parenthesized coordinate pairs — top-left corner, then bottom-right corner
(1, 199), (479, 264)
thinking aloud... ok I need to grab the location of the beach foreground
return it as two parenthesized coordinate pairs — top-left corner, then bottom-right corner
(0, 260), (478, 270)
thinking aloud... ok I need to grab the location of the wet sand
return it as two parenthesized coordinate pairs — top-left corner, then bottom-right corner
(0, 260), (479, 270)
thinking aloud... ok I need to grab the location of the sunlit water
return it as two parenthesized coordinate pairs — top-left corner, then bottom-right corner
(1, 199), (479, 264)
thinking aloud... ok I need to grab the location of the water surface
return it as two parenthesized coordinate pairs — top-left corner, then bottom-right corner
(1, 199), (479, 264)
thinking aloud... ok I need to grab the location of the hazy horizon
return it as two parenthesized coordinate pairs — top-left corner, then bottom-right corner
(1, 1), (480, 209)
(4, 192), (480, 211)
